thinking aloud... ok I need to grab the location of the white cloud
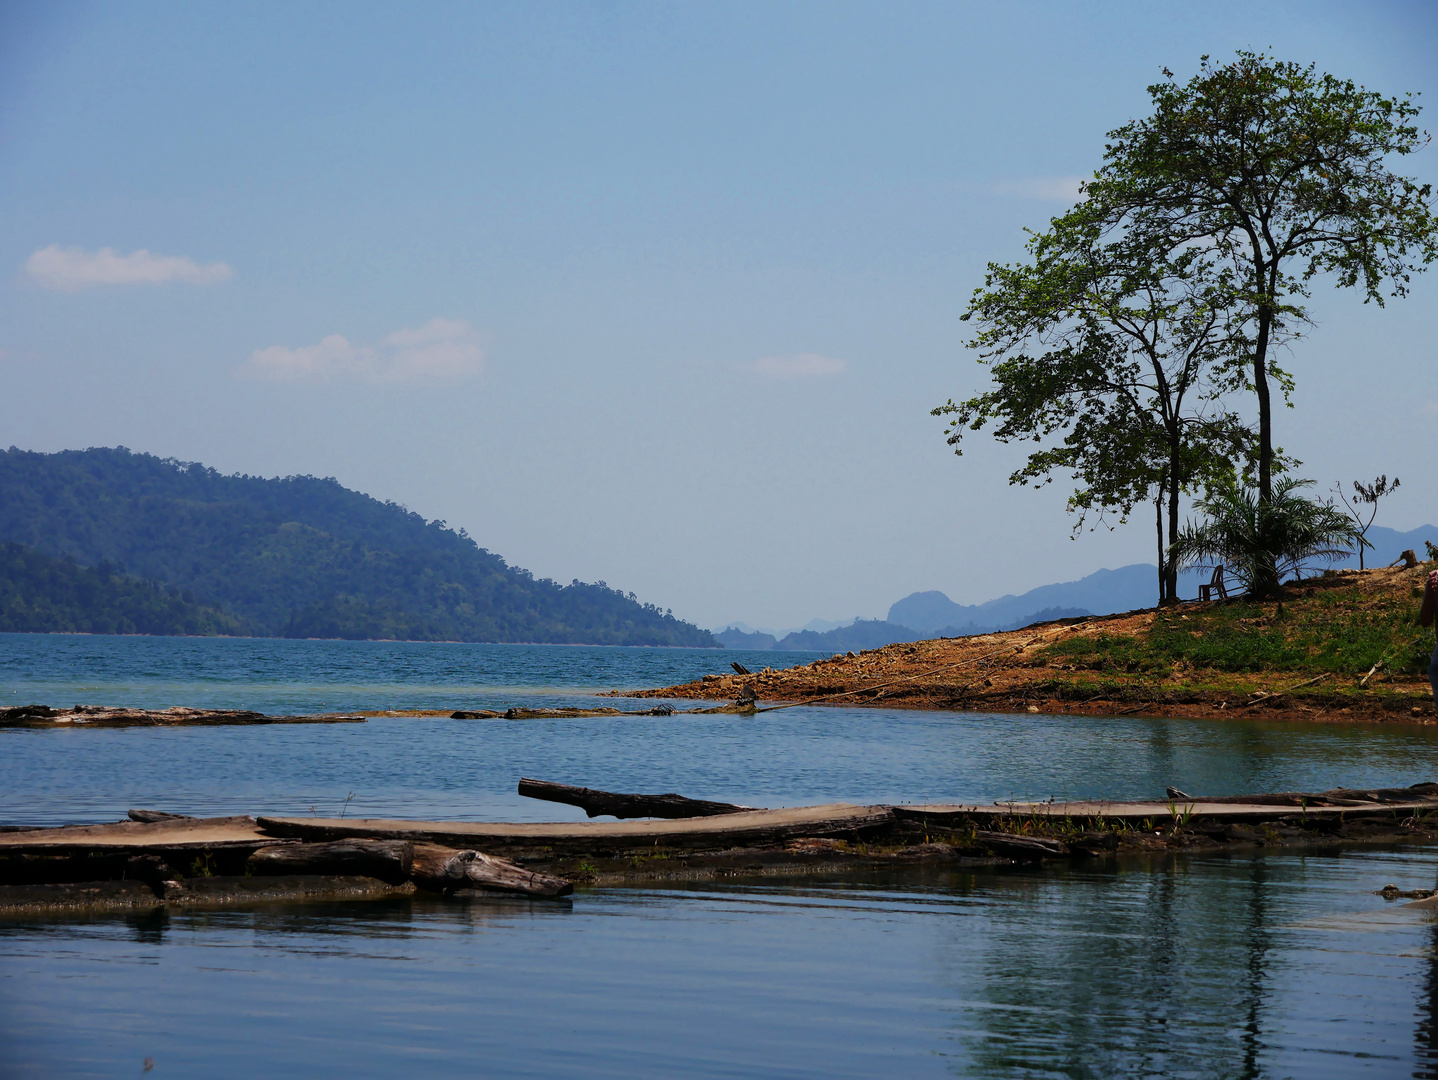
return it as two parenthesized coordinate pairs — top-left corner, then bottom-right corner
(991, 176), (1087, 202)
(750, 352), (846, 379)
(381, 318), (485, 381)
(24, 245), (232, 291)
(242, 318), (484, 384)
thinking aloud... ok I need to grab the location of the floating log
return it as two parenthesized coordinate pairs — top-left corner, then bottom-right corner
(0, 705), (365, 728)
(972, 830), (1068, 860)
(0, 815), (267, 853)
(517, 778), (753, 820)
(247, 839), (412, 884)
(1164, 782), (1438, 807)
(410, 842), (572, 897)
(128, 809), (193, 823)
(256, 803), (897, 856)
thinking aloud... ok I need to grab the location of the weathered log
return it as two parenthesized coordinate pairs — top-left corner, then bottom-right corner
(257, 803), (897, 856)
(1170, 782), (1438, 807)
(410, 842), (572, 897)
(247, 839), (413, 884)
(517, 778), (752, 820)
(972, 830), (1068, 859)
(128, 809), (193, 823)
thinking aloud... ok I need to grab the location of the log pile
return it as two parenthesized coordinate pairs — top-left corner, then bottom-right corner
(11, 777), (1438, 915)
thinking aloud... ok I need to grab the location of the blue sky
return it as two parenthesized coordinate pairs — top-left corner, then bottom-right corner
(2, 1), (1436, 631)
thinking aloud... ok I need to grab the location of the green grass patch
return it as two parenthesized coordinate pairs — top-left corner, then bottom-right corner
(1042, 587), (1432, 676)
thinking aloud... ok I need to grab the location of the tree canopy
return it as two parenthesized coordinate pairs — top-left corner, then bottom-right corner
(1088, 52), (1437, 493)
(935, 188), (1256, 603)
(940, 52), (1436, 601)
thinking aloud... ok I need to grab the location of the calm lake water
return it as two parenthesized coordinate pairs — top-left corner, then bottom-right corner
(5, 633), (1438, 1078)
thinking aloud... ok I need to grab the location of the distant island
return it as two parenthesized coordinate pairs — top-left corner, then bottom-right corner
(0, 447), (716, 647)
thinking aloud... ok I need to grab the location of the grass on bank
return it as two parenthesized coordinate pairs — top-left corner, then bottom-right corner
(1035, 568), (1433, 689)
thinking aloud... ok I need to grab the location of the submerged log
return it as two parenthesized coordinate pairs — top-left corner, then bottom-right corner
(410, 842), (573, 897)
(247, 840), (413, 884)
(517, 778), (753, 820)
(128, 809), (193, 823)
(972, 830), (1068, 860)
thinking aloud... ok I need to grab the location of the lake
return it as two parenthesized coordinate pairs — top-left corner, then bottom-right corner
(4, 633), (1438, 1078)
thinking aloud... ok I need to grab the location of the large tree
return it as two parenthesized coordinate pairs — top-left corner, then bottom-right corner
(1087, 53), (1437, 509)
(934, 208), (1255, 603)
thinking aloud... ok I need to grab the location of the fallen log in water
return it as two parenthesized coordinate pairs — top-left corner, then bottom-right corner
(257, 803), (897, 856)
(517, 778), (753, 819)
(410, 842), (573, 897)
(0, 705), (366, 728)
(971, 830), (1069, 860)
(247, 840), (413, 884)
(128, 809), (193, 823)
(1157, 782), (1438, 807)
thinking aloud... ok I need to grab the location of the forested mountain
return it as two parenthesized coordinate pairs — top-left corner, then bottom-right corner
(0, 542), (247, 636)
(0, 447), (715, 646)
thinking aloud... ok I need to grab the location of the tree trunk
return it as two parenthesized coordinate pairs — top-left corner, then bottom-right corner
(1252, 293), (1280, 599)
(517, 778), (752, 819)
(1155, 496), (1168, 604)
(410, 842), (573, 897)
(1166, 468), (1181, 602)
(246, 840), (413, 884)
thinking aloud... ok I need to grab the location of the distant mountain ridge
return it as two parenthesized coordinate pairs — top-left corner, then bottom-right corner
(0, 447), (716, 646)
(713, 524), (1438, 653)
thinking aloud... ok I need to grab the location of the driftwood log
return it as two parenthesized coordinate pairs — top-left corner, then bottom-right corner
(972, 830), (1068, 860)
(410, 842), (573, 897)
(128, 809), (193, 823)
(517, 778), (753, 820)
(1165, 782), (1438, 808)
(247, 840), (413, 884)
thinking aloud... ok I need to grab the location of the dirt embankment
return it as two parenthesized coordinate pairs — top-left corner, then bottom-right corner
(625, 566), (1438, 724)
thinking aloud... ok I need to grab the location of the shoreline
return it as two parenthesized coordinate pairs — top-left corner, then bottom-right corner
(622, 566), (1438, 725)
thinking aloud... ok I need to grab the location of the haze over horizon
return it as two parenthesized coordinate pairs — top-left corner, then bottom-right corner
(3, 1), (1435, 630)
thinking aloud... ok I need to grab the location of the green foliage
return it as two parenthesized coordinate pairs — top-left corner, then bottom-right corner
(1043, 588), (1430, 676)
(0, 447), (715, 646)
(935, 215), (1255, 536)
(0, 542), (248, 636)
(1086, 52), (1438, 500)
(1169, 477), (1362, 597)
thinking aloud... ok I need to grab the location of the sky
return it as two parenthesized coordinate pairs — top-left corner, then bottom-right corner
(2, 1), (1436, 634)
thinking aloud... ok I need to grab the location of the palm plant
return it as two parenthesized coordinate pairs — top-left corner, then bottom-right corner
(1169, 478), (1364, 599)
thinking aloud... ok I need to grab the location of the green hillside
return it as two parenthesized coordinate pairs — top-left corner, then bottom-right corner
(0, 447), (715, 646)
(0, 542), (248, 636)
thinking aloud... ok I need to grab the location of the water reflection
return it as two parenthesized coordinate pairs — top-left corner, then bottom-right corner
(5, 852), (1438, 1078)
